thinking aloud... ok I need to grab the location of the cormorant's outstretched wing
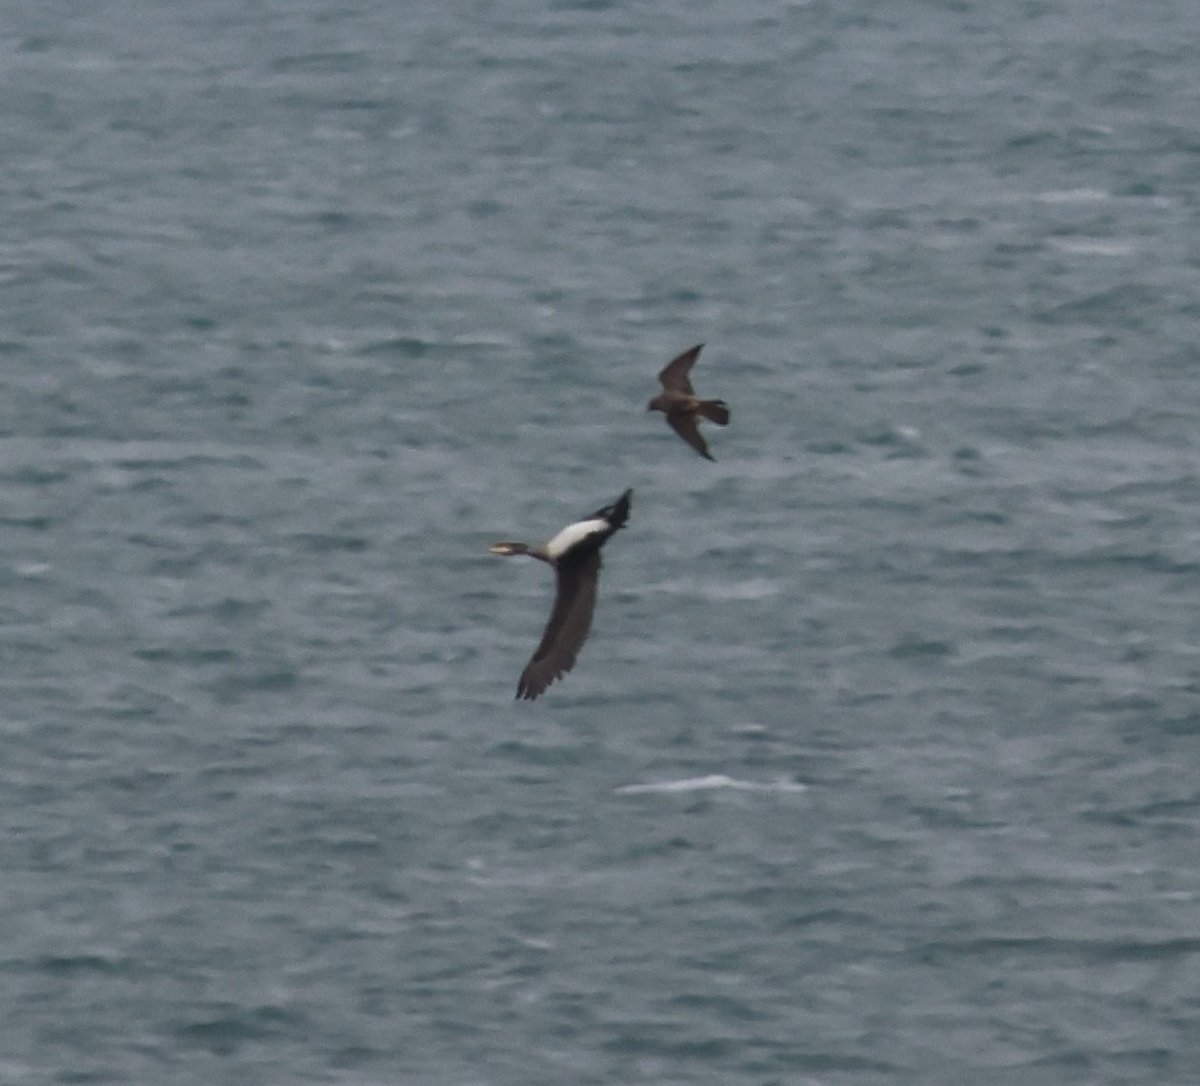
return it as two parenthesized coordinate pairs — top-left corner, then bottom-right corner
(657, 344), (703, 394)
(517, 550), (600, 700)
(666, 410), (714, 461)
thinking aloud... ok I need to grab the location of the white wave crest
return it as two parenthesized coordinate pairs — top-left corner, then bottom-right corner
(615, 774), (806, 796)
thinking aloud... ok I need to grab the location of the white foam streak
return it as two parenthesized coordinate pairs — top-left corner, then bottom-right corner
(1047, 238), (1134, 256)
(615, 774), (807, 796)
(1033, 187), (1110, 204)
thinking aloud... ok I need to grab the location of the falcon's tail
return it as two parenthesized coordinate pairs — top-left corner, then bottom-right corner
(697, 399), (730, 426)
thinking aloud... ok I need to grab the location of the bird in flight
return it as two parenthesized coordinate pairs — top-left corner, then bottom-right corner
(647, 343), (730, 461)
(489, 489), (632, 700)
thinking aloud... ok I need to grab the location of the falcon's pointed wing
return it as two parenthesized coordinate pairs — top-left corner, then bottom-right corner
(516, 550), (601, 700)
(656, 344), (704, 394)
(666, 410), (714, 461)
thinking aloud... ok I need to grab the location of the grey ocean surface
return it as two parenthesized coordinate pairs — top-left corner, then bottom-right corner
(3, 2), (1199, 1083)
